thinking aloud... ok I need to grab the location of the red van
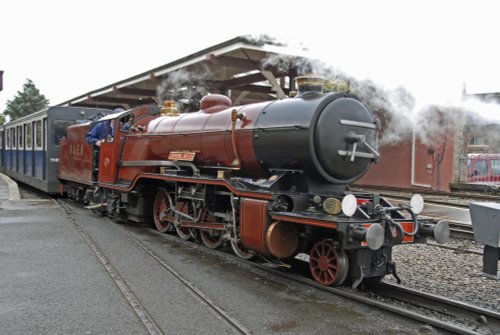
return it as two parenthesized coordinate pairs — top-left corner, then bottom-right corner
(467, 153), (500, 183)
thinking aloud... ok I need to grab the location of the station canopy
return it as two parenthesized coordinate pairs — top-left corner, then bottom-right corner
(58, 35), (319, 111)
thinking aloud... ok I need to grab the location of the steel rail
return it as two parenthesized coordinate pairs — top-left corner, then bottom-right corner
(145, 224), (495, 335)
(368, 282), (500, 335)
(99, 208), (252, 335)
(57, 200), (164, 335)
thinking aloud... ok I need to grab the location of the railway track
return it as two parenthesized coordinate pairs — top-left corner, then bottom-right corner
(58, 200), (164, 335)
(250, 259), (500, 335)
(131, 217), (498, 335)
(448, 222), (475, 240)
(57, 196), (498, 334)
(246, 259), (499, 335)
(366, 282), (500, 335)
(57, 199), (252, 335)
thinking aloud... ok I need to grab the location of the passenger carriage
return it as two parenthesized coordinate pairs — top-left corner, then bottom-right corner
(1, 106), (108, 194)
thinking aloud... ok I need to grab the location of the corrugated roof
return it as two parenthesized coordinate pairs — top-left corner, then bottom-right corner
(58, 35), (314, 110)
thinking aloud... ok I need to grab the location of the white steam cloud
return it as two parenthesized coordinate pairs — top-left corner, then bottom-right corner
(157, 68), (211, 112)
(261, 41), (500, 148)
(154, 34), (500, 150)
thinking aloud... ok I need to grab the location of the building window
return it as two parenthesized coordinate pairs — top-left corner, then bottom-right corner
(469, 136), (487, 146)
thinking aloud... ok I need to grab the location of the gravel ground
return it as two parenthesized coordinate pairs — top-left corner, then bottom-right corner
(18, 183), (52, 200)
(387, 237), (499, 312)
(354, 186), (500, 313)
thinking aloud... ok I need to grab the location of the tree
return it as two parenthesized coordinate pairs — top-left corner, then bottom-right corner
(3, 79), (49, 121)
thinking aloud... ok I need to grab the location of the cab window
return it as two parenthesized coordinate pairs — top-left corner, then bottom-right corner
(119, 114), (134, 132)
(53, 120), (75, 146)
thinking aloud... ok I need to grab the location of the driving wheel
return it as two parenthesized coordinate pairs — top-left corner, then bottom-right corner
(200, 229), (224, 249)
(153, 189), (175, 233)
(230, 239), (254, 260)
(175, 201), (193, 240)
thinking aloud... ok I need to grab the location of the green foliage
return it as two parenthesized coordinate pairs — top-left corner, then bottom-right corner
(3, 79), (49, 122)
(0, 113), (5, 126)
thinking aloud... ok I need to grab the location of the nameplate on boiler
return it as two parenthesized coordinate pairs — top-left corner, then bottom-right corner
(168, 151), (196, 161)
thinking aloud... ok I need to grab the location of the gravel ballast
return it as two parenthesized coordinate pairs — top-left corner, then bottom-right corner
(387, 237), (499, 312)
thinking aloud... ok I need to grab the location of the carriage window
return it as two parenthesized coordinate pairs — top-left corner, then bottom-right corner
(6, 129), (10, 149)
(12, 127), (16, 149)
(52, 120), (75, 146)
(44, 118), (47, 150)
(26, 123), (32, 149)
(35, 120), (42, 149)
(18, 126), (23, 149)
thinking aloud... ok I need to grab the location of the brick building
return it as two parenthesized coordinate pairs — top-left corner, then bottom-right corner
(356, 92), (500, 193)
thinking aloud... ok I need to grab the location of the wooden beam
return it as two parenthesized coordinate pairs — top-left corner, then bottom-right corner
(261, 70), (286, 99)
(224, 72), (267, 88)
(234, 84), (290, 95)
(206, 54), (259, 71)
(89, 96), (155, 105)
(113, 86), (157, 97)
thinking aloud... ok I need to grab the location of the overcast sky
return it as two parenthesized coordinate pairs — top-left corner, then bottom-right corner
(1, 0), (499, 113)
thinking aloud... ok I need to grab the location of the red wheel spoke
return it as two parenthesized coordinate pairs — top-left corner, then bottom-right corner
(309, 241), (348, 286)
(153, 189), (174, 233)
(201, 229), (223, 249)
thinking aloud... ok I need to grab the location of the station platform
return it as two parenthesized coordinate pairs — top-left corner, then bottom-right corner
(0, 174), (151, 334)
(0, 172), (20, 202)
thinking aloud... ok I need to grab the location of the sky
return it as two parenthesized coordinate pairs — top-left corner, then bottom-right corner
(1, 0), (500, 116)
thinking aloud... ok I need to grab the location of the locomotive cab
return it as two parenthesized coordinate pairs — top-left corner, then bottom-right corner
(90, 108), (151, 185)
(95, 110), (131, 184)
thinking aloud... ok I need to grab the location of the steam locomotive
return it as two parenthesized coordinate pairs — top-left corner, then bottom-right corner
(57, 76), (449, 287)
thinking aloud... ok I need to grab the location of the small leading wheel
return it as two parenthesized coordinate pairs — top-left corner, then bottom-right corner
(153, 189), (175, 233)
(230, 239), (254, 260)
(200, 229), (224, 249)
(309, 240), (349, 286)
